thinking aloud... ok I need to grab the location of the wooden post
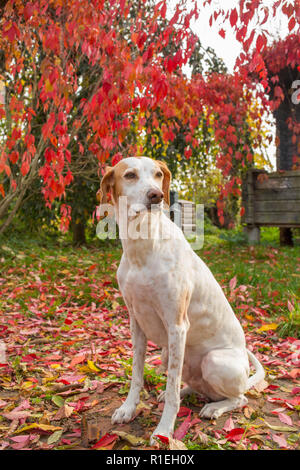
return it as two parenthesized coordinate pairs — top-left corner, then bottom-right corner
(244, 225), (260, 244)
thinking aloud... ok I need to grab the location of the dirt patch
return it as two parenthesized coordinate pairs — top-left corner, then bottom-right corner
(78, 379), (300, 450)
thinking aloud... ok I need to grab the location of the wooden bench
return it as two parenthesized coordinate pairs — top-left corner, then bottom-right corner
(169, 191), (196, 235)
(242, 169), (300, 243)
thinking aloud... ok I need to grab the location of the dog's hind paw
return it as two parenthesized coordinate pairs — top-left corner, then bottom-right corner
(199, 396), (247, 419)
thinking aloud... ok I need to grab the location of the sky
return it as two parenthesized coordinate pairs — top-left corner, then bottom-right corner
(168, 0), (290, 73)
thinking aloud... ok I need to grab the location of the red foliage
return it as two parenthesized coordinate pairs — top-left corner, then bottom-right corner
(0, 0), (299, 228)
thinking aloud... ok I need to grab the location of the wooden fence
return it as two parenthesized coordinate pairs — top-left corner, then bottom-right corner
(242, 169), (300, 242)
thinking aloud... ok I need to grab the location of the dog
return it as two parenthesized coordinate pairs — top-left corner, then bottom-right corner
(99, 156), (265, 445)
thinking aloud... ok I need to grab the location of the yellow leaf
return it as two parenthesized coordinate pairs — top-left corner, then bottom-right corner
(260, 419), (298, 432)
(15, 423), (62, 434)
(87, 360), (100, 372)
(245, 314), (254, 321)
(257, 323), (278, 333)
(21, 381), (36, 390)
(45, 78), (53, 92)
(136, 401), (151, 412)
(50, 364), (61, 369)
(111, 430), (146, 446)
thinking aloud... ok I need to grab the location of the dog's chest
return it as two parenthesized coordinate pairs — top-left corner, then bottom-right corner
(120, 264), (170, 347)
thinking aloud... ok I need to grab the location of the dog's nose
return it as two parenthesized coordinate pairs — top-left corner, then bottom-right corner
(147, 189), (164, 205)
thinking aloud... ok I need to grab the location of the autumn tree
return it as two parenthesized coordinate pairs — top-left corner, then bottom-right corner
(0, 0), (299, 233)
(0, 0), (198, 234)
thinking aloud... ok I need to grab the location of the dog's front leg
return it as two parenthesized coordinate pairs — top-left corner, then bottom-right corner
(112, 316), (146, 424)
(151, 323), (188, 445)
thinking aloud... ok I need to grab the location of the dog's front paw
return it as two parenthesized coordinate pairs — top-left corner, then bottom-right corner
(111, 403), (136, 424)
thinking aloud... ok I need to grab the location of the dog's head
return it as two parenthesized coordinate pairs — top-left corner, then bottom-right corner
(98, 157), (171, 214)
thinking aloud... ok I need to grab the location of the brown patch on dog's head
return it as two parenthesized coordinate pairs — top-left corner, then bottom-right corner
(155, 160), (171, 206)
(99, 161), (129, 205)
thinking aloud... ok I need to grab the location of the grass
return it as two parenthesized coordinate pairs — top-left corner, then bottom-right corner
(1, 224), (299, 330)
(0, 223), (299, 450)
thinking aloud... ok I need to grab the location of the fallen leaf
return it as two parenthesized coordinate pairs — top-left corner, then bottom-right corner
(257, 323), (278, 333)
(263, 420), (297, 432)
(70, 354), (86, 368)
(173, 414), (191, 440)
(111, 430), (146, 446)
(225, 428), (245, 443)
(223, 416), (235, 432)
(155, 435), (169, 445)
(169, 437), (187, 450)
(91, 433), (119, 450)
(2, 410), (31, 421)
(51, 395), (65, 408)
(15, 423), (62, 434)
(9, 435), (31, 450)
(271, 433), (288, 449)
(254, 379), (269, 392)
(87, 360), (100, 372)
(277, 412), (293, 426)
(52, 404), (74, 420)
(47, 429), (63, 445)
(177, 406), (192, 417)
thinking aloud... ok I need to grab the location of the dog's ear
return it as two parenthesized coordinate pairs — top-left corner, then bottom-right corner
(157, 160), (171, 206)
(99, 166), (115, 204)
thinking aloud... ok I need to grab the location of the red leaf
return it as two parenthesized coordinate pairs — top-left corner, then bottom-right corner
(230, 9), (238, 27)
(177, 407), (192, 417)
(223, 416), (235, 432)
(155, 435), (169, 444)
(10, 435), (31, 450)
(286, 396), (300, 407)
(69, 354), (86, 368)
(289, 368), (300, 379)
(111, 152), (123, 166)
(272, 433), (288, 449)
(160, 2), (167, 19)
(256, 34), (267, 53)
(174, 414), (191, 440)
(24, 3), (34, 20)
(277, 412), (293, 426)
(91, 433), (118, 449)
(9, 151), (19, 164)
(21, 160), (30, 176)
(225, 428), (245, 442)
(288, 16), (296, 32)
(229, 275), (237, 290)
(218, 28), (226, 39)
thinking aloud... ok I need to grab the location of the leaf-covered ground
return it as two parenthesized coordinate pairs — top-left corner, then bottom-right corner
(0, 232), (299, 450)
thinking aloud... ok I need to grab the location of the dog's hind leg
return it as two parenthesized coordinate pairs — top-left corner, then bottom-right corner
(198, 347), (249, 419)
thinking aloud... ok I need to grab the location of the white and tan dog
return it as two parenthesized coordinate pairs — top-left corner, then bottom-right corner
(99, 156), (264, 445)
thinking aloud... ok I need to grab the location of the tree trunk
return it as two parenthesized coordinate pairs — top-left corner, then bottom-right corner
(72, 220), (86, 245)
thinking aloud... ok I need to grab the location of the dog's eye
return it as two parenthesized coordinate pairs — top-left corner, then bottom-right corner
(155, 171), (163, 178)
(124, 172), (137, 179)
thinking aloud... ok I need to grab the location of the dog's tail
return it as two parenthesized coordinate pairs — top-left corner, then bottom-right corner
(246, 349), (265, 390)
